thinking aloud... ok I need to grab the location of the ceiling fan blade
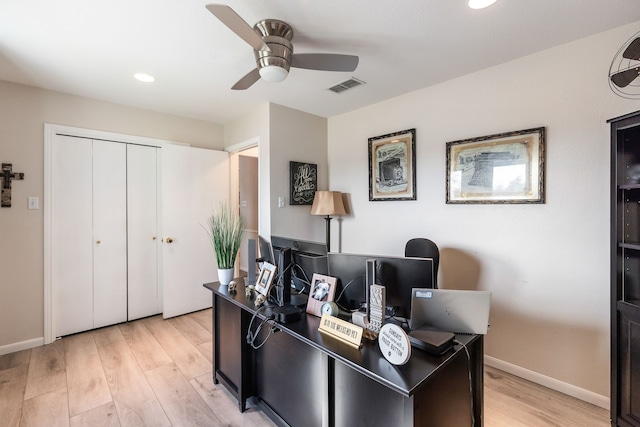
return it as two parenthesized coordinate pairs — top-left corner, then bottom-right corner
(611, 67), (640, 88)
(291, 54), (359, 72)
(623, 37), (640, 61)
(231, 68), (261, 90)
(205, 4), (270, 52)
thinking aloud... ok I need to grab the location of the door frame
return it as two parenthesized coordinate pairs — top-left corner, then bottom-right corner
(43, 124), (185, 344)
(226, 137), (262, 275)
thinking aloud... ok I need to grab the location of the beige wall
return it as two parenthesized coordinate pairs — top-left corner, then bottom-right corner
(239, 155), (259, 231)
(0, 80), (224, 348)
(224, 103), (328, 242)
(328, 21), (640, 403)
(224, 103), (271, 237)
(269, 103), (328, 242)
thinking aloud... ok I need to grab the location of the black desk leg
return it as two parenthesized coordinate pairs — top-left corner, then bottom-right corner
(471, 336), (484, 426)
(212, 293), (218, 385)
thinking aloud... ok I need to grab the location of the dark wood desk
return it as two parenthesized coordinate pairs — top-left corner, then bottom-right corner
(204, 279), (484, 427)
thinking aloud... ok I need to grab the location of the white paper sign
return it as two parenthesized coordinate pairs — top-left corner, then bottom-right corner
(378, 323), (411, 365)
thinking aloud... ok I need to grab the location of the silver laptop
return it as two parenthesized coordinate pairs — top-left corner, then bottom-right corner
(409, 289), (491, 334)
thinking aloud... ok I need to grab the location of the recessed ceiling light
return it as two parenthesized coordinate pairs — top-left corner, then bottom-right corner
(134, 73), (155, 83)
(468, 0), (497, 9)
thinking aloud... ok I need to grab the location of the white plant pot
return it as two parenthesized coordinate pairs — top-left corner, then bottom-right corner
(218, 268), (234, 286)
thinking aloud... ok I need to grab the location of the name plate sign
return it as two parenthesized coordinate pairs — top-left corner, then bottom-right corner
(318, 314), (363, 348)
(378, 323), (411, 365)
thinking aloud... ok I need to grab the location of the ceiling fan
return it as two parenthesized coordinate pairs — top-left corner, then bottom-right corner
(206, 4), (359, 90)
(609, 32), (640, 98)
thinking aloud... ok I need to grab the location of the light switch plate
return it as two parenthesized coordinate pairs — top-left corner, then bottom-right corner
(28, 196), (39, 210)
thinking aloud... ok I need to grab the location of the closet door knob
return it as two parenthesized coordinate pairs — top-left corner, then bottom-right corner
(166, 237), (174, 243)
(152, 237), (157, 240)
(96, 240), (101, 244)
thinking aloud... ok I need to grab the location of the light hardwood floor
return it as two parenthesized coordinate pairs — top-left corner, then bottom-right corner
(1, 309), (610, 426)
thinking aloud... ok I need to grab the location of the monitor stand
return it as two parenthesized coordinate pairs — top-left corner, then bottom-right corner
(289, 292), (308, 307)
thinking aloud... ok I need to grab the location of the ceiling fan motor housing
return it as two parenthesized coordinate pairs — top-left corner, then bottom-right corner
(253, 20), (294, 75)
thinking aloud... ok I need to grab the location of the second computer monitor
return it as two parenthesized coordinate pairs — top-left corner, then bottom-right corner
(327, 252), (435, 319)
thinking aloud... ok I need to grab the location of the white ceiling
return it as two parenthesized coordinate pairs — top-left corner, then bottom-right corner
(1, 1), (639, 124)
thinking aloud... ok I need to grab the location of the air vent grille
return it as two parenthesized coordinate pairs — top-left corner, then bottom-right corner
(328, 77), (366, 94)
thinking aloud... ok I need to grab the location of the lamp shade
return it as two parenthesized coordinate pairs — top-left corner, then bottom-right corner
(310, 191), (346, 216)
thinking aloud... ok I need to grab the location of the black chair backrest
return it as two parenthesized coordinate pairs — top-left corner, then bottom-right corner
(404, 238), (439, 286)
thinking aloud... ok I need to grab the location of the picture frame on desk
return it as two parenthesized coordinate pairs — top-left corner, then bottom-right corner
(446, 127), (545, 204)
(306, 274), (338, 317)
(368, 128), (417, 201)
(255, 262), (276, 297)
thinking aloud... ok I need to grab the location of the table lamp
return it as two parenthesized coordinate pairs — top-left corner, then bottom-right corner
(310, 191), (346, 252)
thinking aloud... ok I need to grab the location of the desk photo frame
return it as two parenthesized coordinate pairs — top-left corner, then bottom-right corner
(255, 262), (277, 297)
(306, 274), (338, 317)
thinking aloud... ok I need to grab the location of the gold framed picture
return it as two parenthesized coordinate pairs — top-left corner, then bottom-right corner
(446, 127), (545, 204)
(306, 274), (338, 317)
(368, 129), (417, 201)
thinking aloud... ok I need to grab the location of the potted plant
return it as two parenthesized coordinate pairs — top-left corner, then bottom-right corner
(205, 201), (245, 285)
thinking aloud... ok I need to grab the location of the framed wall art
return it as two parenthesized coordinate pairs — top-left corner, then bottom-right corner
(306, 274), (338, 317)
(446, 127), (545, 204)
(290, 161), (317, 205)
(368, 128), (416, 201)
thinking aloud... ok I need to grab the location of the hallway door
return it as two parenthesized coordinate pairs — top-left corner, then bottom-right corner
(161, 144), (229, 318)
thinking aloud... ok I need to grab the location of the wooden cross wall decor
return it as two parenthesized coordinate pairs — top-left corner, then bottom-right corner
(1, 163), (25, 208)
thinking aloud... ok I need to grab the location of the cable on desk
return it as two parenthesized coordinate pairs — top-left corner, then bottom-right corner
(246, 306), (277, 350)
(454, 339), (475, 427)
(292, 263), (311, 293)
(387, 315), (409, 329)
(334, 275), (365, 312)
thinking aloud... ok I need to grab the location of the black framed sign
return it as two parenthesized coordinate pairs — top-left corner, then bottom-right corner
(290, 161), (317, 205)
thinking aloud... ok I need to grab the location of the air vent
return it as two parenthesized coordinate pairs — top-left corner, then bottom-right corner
(328, 77), (366, 94)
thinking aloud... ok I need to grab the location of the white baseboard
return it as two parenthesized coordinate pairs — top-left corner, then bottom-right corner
(484, 355), (609, 409)
(0, 337), (44, 356)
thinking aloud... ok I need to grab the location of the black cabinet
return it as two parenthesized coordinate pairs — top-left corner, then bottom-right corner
(212, 294), (253, 411)
(610, 111), (640, 427)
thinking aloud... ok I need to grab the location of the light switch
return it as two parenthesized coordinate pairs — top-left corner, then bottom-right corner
(241, 200), (248, 207)
(278, 196), (285, 208)
(28, 196), (39, 210)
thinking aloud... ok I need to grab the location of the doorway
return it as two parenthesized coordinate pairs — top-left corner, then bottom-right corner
(237, 146), (259, 276)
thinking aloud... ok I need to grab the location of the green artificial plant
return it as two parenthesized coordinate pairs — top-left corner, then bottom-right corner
(205, 202), (245, 270)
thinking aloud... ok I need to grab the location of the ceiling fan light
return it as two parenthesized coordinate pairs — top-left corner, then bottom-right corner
(259, 65), (289, 82)
(468, 0), (497, 9)
(134, 73), (155, 83)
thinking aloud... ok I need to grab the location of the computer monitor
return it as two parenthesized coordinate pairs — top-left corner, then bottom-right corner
(327, 253), (434, 319)
(258, 235), (275, 265)
(271, 236), (328, 293)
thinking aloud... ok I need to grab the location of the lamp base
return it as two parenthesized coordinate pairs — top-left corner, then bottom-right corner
(324, 215), (332, 252)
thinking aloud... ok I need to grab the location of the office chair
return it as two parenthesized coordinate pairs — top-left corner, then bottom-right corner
(404, 238), (439, 287)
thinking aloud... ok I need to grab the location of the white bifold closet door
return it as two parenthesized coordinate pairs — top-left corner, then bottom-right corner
(52, 136), (94, 336)
(52, 136), (128, 336)
(92, 141), (128, 328)
(51, 133), (226, 337)
(127, 144), (160, 321)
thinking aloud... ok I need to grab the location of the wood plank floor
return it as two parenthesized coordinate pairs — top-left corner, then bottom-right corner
(0, 309), (610, 426)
